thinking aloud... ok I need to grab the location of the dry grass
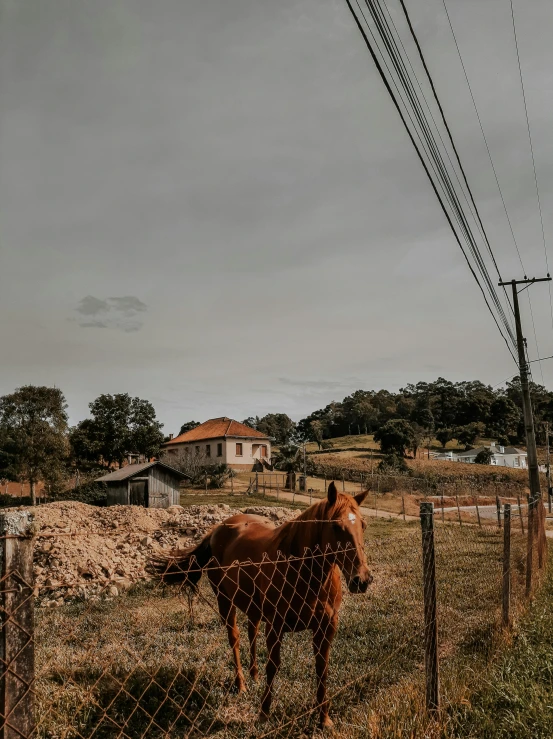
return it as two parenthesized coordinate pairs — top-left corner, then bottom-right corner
(34, 519), (528, 738)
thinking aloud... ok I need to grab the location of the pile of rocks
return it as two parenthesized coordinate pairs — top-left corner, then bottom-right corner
(31, 501), (298, 607)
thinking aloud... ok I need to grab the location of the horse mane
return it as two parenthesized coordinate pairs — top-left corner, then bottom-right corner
(294, 493), (355, 522)
(273, 493), (356, 557)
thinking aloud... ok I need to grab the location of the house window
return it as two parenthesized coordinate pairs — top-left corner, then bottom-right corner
(195, 446), (200, 455)
(236, 443), (243, 456)
(217, 443), (223, 457)
(260, 445), (267, 458)
(206, 444), (211, 458)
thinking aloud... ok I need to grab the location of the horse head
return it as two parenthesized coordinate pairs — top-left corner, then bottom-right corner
(321, 481), (373, 593)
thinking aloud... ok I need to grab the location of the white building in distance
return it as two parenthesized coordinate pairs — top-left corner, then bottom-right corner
(434, 443), (527, 469)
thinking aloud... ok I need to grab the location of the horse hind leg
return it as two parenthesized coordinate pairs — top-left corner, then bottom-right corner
(218, 594), (247, 693)
(247, 617), (261, 681)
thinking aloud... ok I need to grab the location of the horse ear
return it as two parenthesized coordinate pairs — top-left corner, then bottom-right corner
(354, 490), (368, 506)
(327, 481), (338, 505)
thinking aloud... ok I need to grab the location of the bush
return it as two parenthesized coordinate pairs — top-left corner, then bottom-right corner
(474, 449), (493, 465)
(207, 464), (232, 489)
(377, 453), (410, 475)
(0, 494), (32, 508)
(57, 481), (108, 506)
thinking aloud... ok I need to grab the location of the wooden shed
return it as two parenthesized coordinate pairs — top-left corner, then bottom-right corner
(95, 461), (189, 509)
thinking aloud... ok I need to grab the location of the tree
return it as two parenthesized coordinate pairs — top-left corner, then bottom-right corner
(474, 448), (492, 465)
(74, 394), (164, 468)
(256, 414), (296, 445)
(374, 419), (415, 457)
(488, 396), (521, 443)
(273, 444), (303, 490)
(436, 428), (454, 449)
(0, 386), (69, 505)
(310, 420), (325, 450)
(242, 417), (260, 430)
(178, 420), (200, 436)
(410, 422), (425, 459)
(455, 422), (485, 450)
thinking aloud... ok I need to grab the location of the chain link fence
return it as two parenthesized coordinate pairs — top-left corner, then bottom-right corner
(0, 491), (547, 738)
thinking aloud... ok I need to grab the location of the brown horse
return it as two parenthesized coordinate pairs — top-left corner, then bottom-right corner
(153, 482), (372, 728)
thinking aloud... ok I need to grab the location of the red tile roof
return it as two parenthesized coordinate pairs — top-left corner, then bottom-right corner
(163, 417), (271, 445)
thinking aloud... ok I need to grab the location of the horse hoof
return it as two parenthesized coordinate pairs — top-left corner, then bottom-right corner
(250, 671), (259, 682)
(319, 716), (334, 731)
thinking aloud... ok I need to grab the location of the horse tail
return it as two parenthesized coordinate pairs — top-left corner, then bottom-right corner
(149, 532), (213, 589)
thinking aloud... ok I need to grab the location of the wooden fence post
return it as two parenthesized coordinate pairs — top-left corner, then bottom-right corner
(496, 495), (501, 529)
(0, 510), (35, 739)
(255, 472), (259, 494)
(502, 504), (511, 627)
(420, 502), (439, 712)
(526, 494), (535, 597)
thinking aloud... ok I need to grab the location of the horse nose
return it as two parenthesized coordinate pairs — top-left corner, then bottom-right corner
(348, 573), (372, 594)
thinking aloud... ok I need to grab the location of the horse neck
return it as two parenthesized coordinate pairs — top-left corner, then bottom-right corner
(273, 502), (333, 560)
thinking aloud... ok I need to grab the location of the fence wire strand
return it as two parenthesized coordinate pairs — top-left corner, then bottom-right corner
(0, 491), (548, 738)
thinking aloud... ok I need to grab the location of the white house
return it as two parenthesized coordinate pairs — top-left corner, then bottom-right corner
(161, 417), (272, 471)
(434, 443), (527, 469)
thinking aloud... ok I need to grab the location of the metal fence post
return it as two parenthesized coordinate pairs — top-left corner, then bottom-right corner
(475, 493), (482, 528)
(0, 510), (35, 739)
(526, 494), (535, 597)
(502, 504), (511, 627)
(537, 496), (545, 570)
(517, 494), (525, 534)
(420, 502), (439, 712)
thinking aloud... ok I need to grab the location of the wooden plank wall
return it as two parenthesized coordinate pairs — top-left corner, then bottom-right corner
(148, 467), (179, 508)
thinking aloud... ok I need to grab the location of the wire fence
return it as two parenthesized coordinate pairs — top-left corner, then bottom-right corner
(0, 492), (548, 738)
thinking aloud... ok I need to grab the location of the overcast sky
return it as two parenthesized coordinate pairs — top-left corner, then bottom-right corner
(1, 0), (553, 432)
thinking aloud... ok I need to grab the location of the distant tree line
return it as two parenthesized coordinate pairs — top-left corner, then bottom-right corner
(295, 377), (553, 452)
(2, 375), (553, 505)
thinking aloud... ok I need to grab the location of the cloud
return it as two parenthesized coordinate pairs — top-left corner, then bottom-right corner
(74, 295), (147, 333)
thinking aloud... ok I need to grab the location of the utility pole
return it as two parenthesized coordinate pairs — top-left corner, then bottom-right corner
(498, 277), (551, 502)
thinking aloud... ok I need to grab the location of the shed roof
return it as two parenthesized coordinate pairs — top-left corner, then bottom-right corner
(95, 461), (190, 483)
(163, 417), (271, 445)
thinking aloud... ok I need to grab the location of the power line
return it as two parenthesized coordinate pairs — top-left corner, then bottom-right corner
(441, 0), (526, 275)
(509, 0), (553, 377)
(344, 0), (518, 363)
(359, 0), (515, 349)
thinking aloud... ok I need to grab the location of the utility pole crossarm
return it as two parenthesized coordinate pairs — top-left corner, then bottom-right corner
(498, 277), (552, 288)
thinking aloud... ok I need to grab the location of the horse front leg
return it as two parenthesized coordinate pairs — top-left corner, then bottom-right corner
(217, 594), (247, 693)
(247, 617), (261, 681)
(313, 618), (338, 729)
(259, 626), (282, 721)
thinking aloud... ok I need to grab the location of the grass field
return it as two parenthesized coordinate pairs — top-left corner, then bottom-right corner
(34, 518), (529, 738)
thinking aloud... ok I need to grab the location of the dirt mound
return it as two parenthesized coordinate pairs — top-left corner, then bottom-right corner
(31, 501), (299, 607)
